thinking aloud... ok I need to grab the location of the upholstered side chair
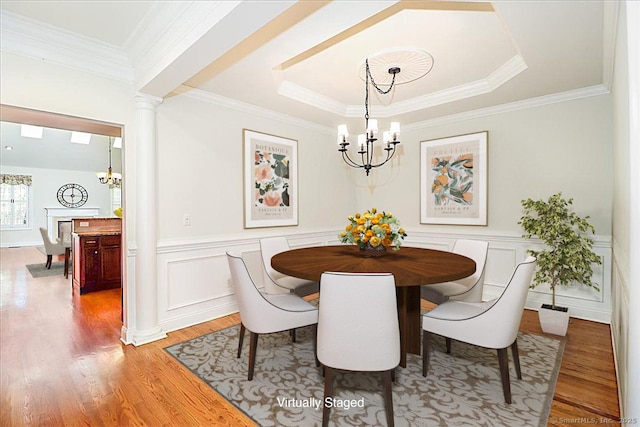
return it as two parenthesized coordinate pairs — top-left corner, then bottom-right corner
(226, 251), (318, 381)
(260, 237), (319, 297)
(421, 256), (536, 404)
(317, 272), (400, 427)
(39, 227), (66, 269)
(421, 239), (489, 304)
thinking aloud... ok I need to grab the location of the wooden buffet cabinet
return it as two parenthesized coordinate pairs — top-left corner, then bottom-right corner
(71, 218), (122, 295)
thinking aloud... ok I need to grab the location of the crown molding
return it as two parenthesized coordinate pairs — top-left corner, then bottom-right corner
(277, 54), (527, 118)
(0, 10), (133, 82)
(180, 83), (608, 136)
(377, 54), (528, 117)
(125, 1), (242, 93)
(0, 3), (244, 92)
(178, 86), (334, 134)
(403, 84), (610, 131)
(277, 80), (347, 116)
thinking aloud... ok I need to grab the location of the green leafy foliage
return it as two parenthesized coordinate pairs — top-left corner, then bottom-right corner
(519, 193), (601, 308)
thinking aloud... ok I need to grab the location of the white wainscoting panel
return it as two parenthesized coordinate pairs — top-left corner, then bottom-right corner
(155, 230), (339, 334)
(484, 245), (518, 289)
(150, 229), (612, 336)
(166, 253), (230, 310)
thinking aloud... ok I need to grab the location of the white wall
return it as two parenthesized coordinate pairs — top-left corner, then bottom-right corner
(151, 93), (357, 330)
(146, 90), (616, 332)
(612, 3), (631, 417)
(155, 93), (355, 241)
(0, 165), (114, 247)
(0, 52), (134, 127)
(348, 94), (614, 323)
(611, 1), (640, 420)
(355, 94), (613, 235)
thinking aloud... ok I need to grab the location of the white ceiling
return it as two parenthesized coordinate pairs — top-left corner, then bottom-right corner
(0, 1), (613, 134)
(0, 121), (121, 173)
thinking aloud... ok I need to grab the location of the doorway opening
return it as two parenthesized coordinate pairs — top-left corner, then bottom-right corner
(0, 103), (126, 336)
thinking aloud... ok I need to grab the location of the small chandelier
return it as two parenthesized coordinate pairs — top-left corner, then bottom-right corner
(337, 59), (401, 176)
(96, 136), (121, 187)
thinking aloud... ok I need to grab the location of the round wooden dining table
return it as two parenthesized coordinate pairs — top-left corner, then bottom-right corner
(271, 245), (476, 367)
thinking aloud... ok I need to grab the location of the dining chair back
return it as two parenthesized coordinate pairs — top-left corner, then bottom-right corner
(317, 272), (399, 427)
(421, 256), (536, 404)
(421, 239), (489, 304)
(39, 227), (67, 269)
(226, 251), (318, 380)
(259, 237), (319, 296)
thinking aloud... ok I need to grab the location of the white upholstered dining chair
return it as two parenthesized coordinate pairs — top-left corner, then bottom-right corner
(421, 239), (489, 304)
(317, 272), (399, 427)
(39, 227), (67, 269)
(421, 256), (536, 404)
(260, 237), (319, 296)
(226, 251), (318, 380)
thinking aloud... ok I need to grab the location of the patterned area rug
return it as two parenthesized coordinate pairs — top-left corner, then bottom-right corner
(165, 323), (564, 427)
(26, 261), (69, 278)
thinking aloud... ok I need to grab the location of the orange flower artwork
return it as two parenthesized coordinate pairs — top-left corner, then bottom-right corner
(431, 154), (474, 206)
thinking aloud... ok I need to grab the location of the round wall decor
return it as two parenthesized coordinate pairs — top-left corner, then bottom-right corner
(57, 183), (88, 208)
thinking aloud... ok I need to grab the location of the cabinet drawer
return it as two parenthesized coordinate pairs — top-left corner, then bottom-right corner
(101, 235), (121, 247)
(82, 238), (99, 247)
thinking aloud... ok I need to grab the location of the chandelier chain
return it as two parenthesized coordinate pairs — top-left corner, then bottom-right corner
(364, 59), (398, 122)
(365, 59), (398, 96)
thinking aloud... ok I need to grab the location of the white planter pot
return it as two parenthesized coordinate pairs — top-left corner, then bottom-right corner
(538, 304), (570, 336)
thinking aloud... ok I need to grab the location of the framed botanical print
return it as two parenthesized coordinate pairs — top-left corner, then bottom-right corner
(420, 131), (488, 225)
(243, 129), (298, 228)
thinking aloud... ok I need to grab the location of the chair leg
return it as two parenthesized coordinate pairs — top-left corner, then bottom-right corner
(511, 339), (522, 379)
(312, 324), (320, 367)
(248, 332), (259, 381)
(381, 370), (395, 427)
(322, 367), (334, 427)
(46, 255), (52, 269)
(497, 347), (512, 404)
(445, 337), (452, 354)
(422, 330), (431, 377)
(237, 323), (246, 358)
(290, 328), (296, 343)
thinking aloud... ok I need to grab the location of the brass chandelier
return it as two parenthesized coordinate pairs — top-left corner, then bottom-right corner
(96, 137), (122, 187)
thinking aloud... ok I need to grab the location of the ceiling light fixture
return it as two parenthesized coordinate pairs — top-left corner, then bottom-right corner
(96, 137), (121, 187)
(337, 59), (401, 176)
(20, 125), (43, 139)
(70, 131), (91, 144)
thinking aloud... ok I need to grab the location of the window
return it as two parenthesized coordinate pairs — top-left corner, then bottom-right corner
(111, 187), (121, 212)
(0, 174), (32, 229)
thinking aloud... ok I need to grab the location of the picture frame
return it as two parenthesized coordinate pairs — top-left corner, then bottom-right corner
(243, 129), (298, 228)
(420, 131), (488, 225)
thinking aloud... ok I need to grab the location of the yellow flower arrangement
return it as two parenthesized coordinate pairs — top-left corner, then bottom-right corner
(339, 208), (407, 250)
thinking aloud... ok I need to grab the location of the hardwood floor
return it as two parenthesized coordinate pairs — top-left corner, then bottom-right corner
(1, 246), (620, 426)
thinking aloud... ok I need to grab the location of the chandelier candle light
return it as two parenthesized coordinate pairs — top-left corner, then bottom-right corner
(338, 59), (401, 176)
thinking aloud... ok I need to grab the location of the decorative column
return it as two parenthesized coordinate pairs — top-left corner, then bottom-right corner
(132, 93), (166, 345)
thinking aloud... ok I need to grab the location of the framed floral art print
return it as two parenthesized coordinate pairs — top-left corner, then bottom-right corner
(243, 129), (298, 228)
(420, 131), (488, 225)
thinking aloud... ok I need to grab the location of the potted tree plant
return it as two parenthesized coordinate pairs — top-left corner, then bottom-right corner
(519, 193), (601, 336)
